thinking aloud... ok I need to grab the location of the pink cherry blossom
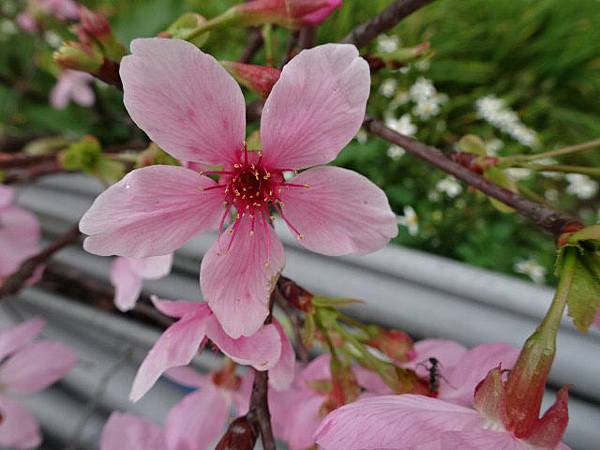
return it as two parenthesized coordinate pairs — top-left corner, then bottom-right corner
(79, 38), (397, 338)
(102, 366), (251, 450)
(130, 297), (281, 401)
(109, 254), (173, 311)
(315, 392), (571, 450)
(0, 187), (41, 284)
(16, 12), (38, 33)
(50, 70), (95, 110)
(38, 0), (80, 20)
(0, 319), (76, 449)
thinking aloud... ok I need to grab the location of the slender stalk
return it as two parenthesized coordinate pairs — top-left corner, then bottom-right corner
(511, 163), (600, 177)
(502, 138), (600, 163)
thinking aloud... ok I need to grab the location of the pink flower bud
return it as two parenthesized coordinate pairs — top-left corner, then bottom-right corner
(236, 0), (342, 29)
(221, 61), (281, 98)
(366, 327), (415, 362)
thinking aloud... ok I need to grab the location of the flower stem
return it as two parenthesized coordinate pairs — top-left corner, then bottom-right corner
(502, 138), (600, 163)
(509, 163), (600, 177)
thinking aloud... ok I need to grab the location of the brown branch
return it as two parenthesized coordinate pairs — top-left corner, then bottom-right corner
(0, 153), (56, 170)
(273, 284), (310, 363)
(298, 26), (316, 50)
(0, 225), (81, 300)
(3, 161), (66, 185)
(363, 117), (582, 238)
(240, 28), (264, 64)
(341, 0), (435, 48)
(247, 369), (276, 450)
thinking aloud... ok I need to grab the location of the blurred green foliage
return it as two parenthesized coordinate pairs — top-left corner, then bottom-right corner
(1, 0), (598, 285)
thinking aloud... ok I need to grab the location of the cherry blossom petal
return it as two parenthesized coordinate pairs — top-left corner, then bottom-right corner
(164, 366), (211, 389)
(0, 396), (42, 449)
(110, 257), (143, 312)
(442, 343), (519, 406)
(120, 38), (245, 165)
(269, 321), (296, 390)
(285, 394), (325, 450)
(298, 353), (331, 383)
(0, 319), (45, 361)
(0, 206), (40, 276)
(165, 388), (229, 450)
(130, 313), (209, 402)
(278, 166), (397, 256)
(201, 217), (284, 338)
(0, 341), (76, 394)
(314, 395), (482, 450)
(100, 412), (165, 450)
(205, 315), (281, 371)
(80, 166), (224, 258)
(131, 254), (174, 279)
(440, 430), (531, 450)
(353, 366), (393, 395)
(152, 297), (211, 319)
(0, 185), (13, 208)
(261, 44), (370, 170)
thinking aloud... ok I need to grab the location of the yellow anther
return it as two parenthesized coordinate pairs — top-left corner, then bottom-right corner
(297, 234), (305, 240)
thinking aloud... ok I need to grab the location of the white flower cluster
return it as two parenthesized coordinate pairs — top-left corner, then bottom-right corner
(376, 34), (400, 54)
(475, 95), (538, 147)
(397, 206), (419, 236)
(384, 114), (417, 160)
(409, 77), (447, 120)
(435, 176), (463, 198)
(514, 258), (546, 284)
(566, 174), (598, 200)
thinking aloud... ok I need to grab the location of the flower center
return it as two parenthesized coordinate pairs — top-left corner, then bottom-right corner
(202, 144), (309, 258)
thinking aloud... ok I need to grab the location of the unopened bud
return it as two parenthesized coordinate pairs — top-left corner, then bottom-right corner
(54, 41), (103, 73)
(215, 416), (257, 450)
(76, 7), (127, 61)
(366, 327), (414, 362)
(222, 61), (281, 98)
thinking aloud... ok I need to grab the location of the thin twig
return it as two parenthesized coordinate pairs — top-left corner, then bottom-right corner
(247, 369), (276, 450)
(240, 28), (264, 63)
(0, 225), (81, 300)
(364, 117), (582, 238)
(3, 161), (67, 184)
(298, 26), (316, 50)
(341, 0), (435, 48)
(0, 153), (56, 170)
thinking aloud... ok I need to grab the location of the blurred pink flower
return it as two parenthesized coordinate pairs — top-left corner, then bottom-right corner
(594, 311), (600, 329)
(237, 0), (343, 27)
(109, 254), (173, 311)
(0, 319), (76, 449)
(0, 187), (41, 284)
(38, 0), (80, 20)
(16, 12), (38, 33)
(50, 70), (95, 110)
(130, 297), (281, 401)
(79, 38), (397, 338)
(102, 366), (251, 450)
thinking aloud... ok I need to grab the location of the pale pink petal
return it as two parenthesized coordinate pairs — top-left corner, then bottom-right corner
(110, 257), (143, 312)
(0, 185), (14, 208)
(269, 385), (304, 440)
(232, 371), (254, 415)
(164, 366), (211, 389)
(201, 217), (285, 338)
(261, 44), (370, 170)
(80, 165), (224, 258)
(131, 254), (174, 279)
(0, 319), (45, 361)
(16, 12), (38, 33)
(120, 38), (245, 165)
(130, 313), (208, 402)
(594, 311), (600, 329)
(152, 297), (211, 319)
(0, 206), (41, 277)
(353, 366), (393, 395)
(0, 396), (42, 449)
(278, 166), (397, 256)
(0, 341), (76, 394)
(314, 395), (481, 450)
(441, 343), (519, 406)
(285, 394), (325, 450)
(165, 388), (229, 450)
(269, 320), (296, 390)
(205, 315), (281, 371)
(297, 0), (342, 25)
(71, 82), (95, 107)
(440, 430), (530, 450)
(49, 75), (71, 110)
(404, 339), (469, 376)
(298, 353), (331, 383)
(100, 412), (165, 450)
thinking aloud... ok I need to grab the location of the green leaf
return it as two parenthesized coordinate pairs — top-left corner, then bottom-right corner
(568, 225), (600, 245)
(96, 158), (125, 184)
(484, 167), (518, 213)
(62, 136), (102, 171)
(563, 248), (600, 332)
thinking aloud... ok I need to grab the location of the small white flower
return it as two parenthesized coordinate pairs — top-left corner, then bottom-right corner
(0, 19), (17, 35)
(44, 31), (62, 48)
(412, 98), (441, 120)
(385, 114), (417, 136)
(435, 176), (463, 198)
(416, 59), (431, 72)
(566, 174), (598, 200)
(397, 206), (419, 236)
(379, 78), (398, 98)
(514, 259), (547, 284)
(475, 95), (538, 148)
(377, 35), (400, 53)
(387, 145), (406, 161)
(535, 158), (562, 179)
(409, 77), (436, 101)
(486, 138), (504, 156)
